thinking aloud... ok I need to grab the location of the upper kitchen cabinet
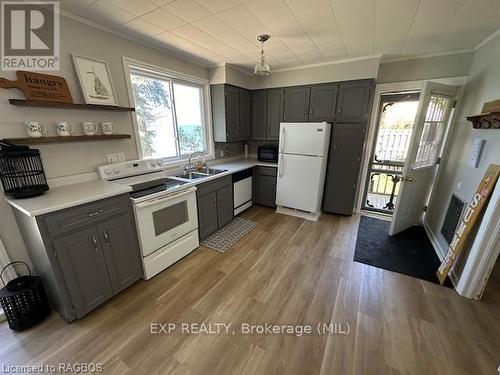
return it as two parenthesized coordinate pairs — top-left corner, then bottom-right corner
(211, 84), (250, 142)
(266, 88), (285, 141)
(309, 84), (338, 122)
(251, 90), (268, 140)
(283, 86), (310, 122)
(336, 80), (373, 123)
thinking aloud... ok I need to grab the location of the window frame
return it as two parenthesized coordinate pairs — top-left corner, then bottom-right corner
(123, 57), (214, 166)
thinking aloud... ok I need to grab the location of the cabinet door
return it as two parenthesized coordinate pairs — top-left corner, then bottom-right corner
(336, 81), (372, 122)
(99, 214), (142, 294)
(197, 192), (219, 239)
(322, 123), (366, 215)
(225, 85), (240, 141)
(255, 175), (277, 207)
(53, 227), (112, 318)
(283, 87), (310, 122)
(251, 90), (268, 140)
(217, 184), (233, 228)
(309, 85), (338, 122)
(267, 88), (284, 141)
(239, 89), (251, 140)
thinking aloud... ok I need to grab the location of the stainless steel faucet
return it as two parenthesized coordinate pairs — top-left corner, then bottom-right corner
(186, 151), (205, 171)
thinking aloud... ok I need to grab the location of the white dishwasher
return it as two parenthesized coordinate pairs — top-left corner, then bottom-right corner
(232, 168), (253, 215)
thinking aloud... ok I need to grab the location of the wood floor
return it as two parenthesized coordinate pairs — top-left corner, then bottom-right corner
(1, 206), (499, 375)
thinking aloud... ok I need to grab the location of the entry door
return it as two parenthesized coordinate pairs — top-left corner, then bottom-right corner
(389, 82), (457, 236)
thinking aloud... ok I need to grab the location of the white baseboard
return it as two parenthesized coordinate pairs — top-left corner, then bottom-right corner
(423, 222), (459, 288)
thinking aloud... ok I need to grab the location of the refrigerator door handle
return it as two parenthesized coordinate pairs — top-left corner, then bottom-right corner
(279, 155), (284, 178)
(280, 127), (286, 153)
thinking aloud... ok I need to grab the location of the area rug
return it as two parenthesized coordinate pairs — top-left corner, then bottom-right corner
(201, 217), (257, 253)
(354, 216), (453, 287)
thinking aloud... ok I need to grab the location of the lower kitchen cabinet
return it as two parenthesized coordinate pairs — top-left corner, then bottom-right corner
(196, 176), (233, 240)
(254, 166), (277, 207)
(13, 194), (142, 322)
(53, 227), (113, 318)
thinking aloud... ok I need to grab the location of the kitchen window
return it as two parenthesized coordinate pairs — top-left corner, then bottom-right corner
(124, 59), (213, 162)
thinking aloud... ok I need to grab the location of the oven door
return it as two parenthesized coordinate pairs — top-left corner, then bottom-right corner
(134, 187), (198, 257)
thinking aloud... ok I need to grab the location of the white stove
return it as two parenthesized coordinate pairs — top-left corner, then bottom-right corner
(97, 160), (199, 280)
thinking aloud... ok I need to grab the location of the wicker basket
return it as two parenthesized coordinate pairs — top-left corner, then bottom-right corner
(0, 261), (51, 331)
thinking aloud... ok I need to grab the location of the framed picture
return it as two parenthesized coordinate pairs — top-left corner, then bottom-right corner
(71, 54), (118, 106)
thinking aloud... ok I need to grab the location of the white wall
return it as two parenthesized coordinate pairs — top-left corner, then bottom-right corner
(426, 34), (500, 280)
(0, 15), (209, 264)
(377, 52), (473, 83)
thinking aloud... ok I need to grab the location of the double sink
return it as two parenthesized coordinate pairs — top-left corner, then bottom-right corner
(173, 167), (227, 181)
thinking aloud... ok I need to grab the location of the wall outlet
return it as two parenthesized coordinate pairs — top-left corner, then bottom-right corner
(107, 152), (125, 164)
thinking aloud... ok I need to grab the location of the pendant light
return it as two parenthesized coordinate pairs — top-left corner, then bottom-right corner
(254, 34), (271, 76)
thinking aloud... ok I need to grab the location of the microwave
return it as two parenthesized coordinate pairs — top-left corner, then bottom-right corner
(257, 144), (279, 163)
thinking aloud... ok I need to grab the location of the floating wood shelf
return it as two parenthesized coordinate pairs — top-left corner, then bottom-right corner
(9, 99), (135, 112)
(466, 112), (500, 129)
(4, 134), (131, 145)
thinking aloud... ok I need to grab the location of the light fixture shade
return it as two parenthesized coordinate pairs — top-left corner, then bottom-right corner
(254, 59), (271, 76)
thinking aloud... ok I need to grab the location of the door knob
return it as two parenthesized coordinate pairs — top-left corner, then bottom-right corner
(402, 176), (413, 182)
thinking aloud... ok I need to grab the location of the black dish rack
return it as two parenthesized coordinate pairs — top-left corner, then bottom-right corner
(0, 140), (48, 198)
(0, 261), (51, 331)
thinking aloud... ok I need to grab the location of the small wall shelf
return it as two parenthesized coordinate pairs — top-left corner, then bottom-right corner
(4, 134), (131, 145)
(466, 112), (500, 129)
(9, 99), (135, 112)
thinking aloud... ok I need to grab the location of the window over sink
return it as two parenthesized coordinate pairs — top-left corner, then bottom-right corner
(124, 58), (214, 164)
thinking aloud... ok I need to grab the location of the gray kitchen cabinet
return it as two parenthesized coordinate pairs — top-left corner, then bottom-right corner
(336, 80), (373, 123)
(309, 84), (338, 122)
(53, 227), (113, 319)
(197, 192), (219, 239)
(216, 184), (233, 227)
(254, 167), (277, 207)
(99, 214), (142, 294)
(267, 88), (285, 141)
(211, 84), (249, 142)
(13, 194), (142, 322)
(239, 89), (251, 140)
(283, 86), (310, 122)
(251, 90), (268, 140)
(322, 123), (366, 215)
(196, 176), (233, 239)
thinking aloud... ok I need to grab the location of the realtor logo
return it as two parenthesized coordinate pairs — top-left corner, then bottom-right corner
(1, 1), (60, 70)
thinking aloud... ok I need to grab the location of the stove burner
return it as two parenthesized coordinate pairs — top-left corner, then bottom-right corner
(129, 178), (188, 199)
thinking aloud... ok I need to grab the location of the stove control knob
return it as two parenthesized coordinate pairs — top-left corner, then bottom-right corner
(104, 169), (112, 175)
(113, 168), (120, 174)
(150, 161), (157, 168)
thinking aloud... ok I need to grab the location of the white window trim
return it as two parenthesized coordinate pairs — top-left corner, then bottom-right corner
(122, 56), (214, 167)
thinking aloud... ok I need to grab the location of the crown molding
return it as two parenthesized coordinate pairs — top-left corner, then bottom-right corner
(474, 28), (500, 51)
(269, 54), (383, 74)
(381, 49), (474, 63)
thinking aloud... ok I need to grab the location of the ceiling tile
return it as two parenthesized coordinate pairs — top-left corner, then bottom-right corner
(216, 5), (270, 41)
(171, 24), (238, 55)
(122, 18), (165, 36)
(59, 0), (96, 13)
(164, 0), (210, 22)
(81, 0), (136, 25)
(194, 0), (241, 13)
(107, 0), (158, 15)
(142, 8), (186, 30)
(330, 0), (374, 56)
(374, 0), (420, 54)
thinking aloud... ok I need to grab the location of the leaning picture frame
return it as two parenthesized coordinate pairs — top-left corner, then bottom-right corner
(71, 54), (118, 106)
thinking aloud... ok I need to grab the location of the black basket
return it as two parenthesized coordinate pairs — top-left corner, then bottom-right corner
(0, 261), (51, 331)
(0, 140), (49, 198)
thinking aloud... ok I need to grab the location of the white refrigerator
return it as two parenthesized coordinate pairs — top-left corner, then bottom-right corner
(276, 122), (331, 221)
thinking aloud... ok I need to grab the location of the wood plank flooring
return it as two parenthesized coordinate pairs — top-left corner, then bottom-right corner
(1, 206), (499, 375)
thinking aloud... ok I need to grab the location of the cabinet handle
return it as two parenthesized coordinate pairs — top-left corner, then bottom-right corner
(309, 109), (313, 115)
(91, 236), (99, 252)
(338, 107), (342, 114)
(103, 231), (109, 246)
(84, 209), (104, 218)
(213, 198), (217, 204)
(303, 109), (307, 115)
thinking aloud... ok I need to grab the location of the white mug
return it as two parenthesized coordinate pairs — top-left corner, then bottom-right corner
(24, 121), (46, 138)
(56, 121), (74, 137)
(101, 122), (114, 135)
(82, 122), (97, 136)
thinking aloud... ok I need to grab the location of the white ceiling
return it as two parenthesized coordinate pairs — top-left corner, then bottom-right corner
(61, 0), (500, 71)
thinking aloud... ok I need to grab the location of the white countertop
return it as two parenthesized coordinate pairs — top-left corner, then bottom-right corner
(5, 180), (132, 217)
(5, 158), (277, 217)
